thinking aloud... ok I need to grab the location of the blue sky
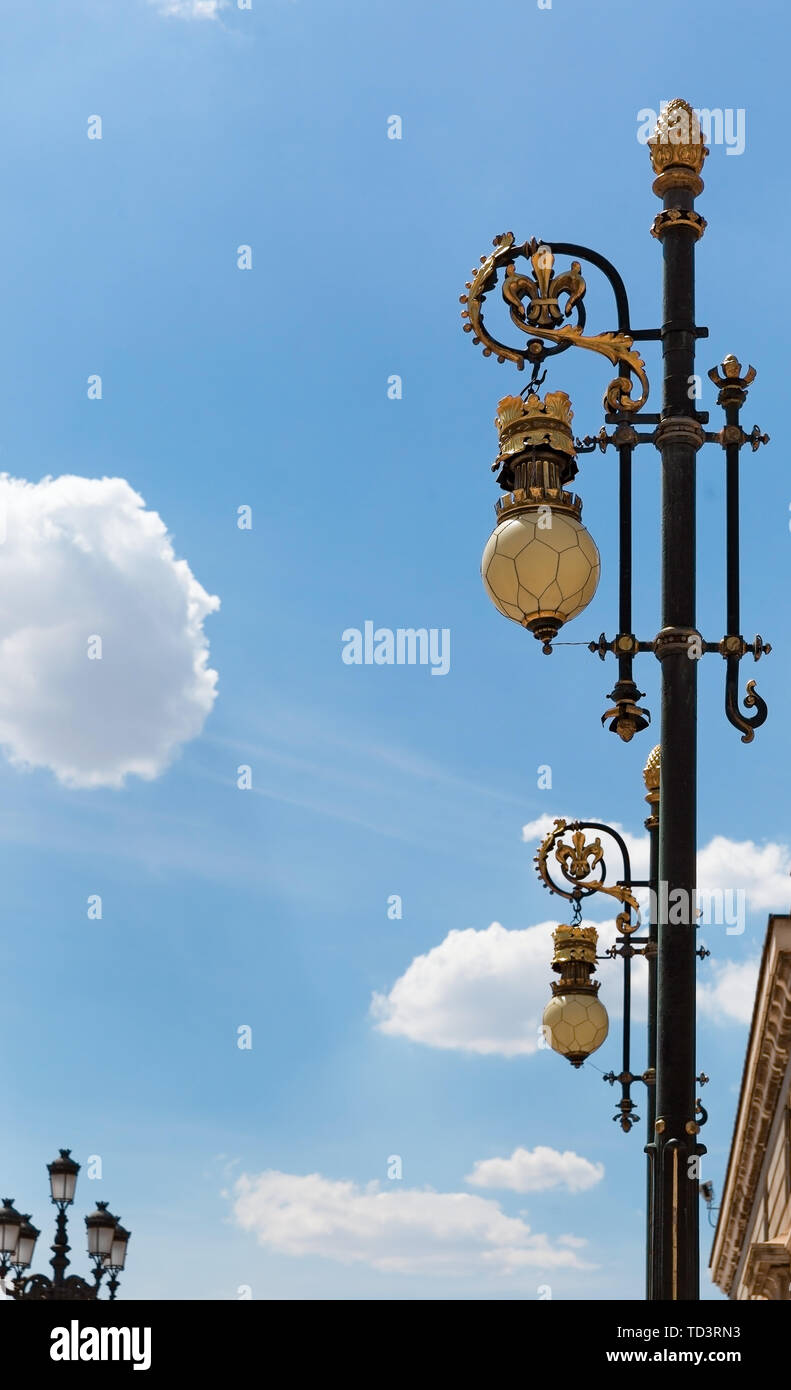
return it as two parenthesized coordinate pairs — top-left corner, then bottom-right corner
(1, 0), (789, 1299)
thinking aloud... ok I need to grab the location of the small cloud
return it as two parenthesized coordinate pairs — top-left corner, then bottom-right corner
(466, 1146), (604, 1195)
(150, 0), (229, 19)
(521, 814), (565, 844)
(697, 836), (791, 912)
(698, 958), (759, 1026)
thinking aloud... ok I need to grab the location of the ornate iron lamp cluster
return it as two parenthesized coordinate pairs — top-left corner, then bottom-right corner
(0, 1150), (130, 1300)
(463, 117), (770, 744)
(462, 98), (770, 1300)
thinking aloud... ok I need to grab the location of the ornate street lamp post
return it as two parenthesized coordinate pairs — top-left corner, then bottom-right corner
(462, 99), (770, 1301)
(0, 1150), (130, 1300)
(533, 748), (709, 1297)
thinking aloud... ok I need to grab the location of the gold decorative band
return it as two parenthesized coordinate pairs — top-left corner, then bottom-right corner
(650, 209), (707, 241)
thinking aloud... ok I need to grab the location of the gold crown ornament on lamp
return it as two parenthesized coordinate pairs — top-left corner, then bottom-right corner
(481, 389), (600, 652)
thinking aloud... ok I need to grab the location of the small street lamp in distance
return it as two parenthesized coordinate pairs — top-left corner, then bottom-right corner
(0, 1149), (130, 1300)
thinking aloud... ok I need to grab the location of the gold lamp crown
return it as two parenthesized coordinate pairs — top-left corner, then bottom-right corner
(550, 924), (598, 968)
(495, 391), (577, 464)
(492, 388), (581, 521)
(481, 385), (600, 650)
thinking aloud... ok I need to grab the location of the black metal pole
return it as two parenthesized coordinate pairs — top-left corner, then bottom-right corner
(643, 746), (660, 1299)
(648, 108), (707, 1301)
(724, 398), (740, 639)
(619, 440), (632, 653)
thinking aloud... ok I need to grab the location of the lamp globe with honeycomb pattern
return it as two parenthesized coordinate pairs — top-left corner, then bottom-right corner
(481, 390), (599, 651)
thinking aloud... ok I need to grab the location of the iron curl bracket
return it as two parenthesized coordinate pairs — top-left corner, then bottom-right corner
(708, 355), (771, 744)
(720, 636), (771, 743)
(725, 663), (768, 743)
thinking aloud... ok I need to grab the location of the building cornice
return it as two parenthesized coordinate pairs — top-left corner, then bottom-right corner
(710, 916), (791, 1295)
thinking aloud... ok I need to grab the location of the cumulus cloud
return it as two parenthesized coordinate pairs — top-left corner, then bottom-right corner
(0, 475), (219, 788)
(231, 1170), (592, 1276)
(698, 958), (759, 1026)
(697, 837), (791, 912)
(466, 1146), (604, 1194)
(371, 920), (559, 1057)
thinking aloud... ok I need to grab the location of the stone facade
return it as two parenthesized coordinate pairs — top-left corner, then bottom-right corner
(710, 915), (791, 1299)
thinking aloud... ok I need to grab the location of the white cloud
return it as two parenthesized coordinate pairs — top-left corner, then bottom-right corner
(698, 958), (759, 1026)
(697, 837), (791, 911)
(466, 1146), (604, 1194)
(150, 0), (228, 19)
(371, 920), (559, 1057)
(0, 474), (219, 788)
(522, 815), (562, 845)
(231, 1170), (592, 1276)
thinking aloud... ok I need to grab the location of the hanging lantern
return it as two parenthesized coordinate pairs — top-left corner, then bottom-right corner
(481, 391), (600, 651)
(542, 923), (609, 1068)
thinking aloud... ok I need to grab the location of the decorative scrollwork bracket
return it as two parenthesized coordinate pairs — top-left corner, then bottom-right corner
(535, 818), (640, 935)
(460, 234), (650, 413)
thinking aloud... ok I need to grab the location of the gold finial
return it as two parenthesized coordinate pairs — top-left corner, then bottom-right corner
(647, 99), (708, 176)
(643, 745), (660, 827)
(643, 744), (661, 791)
(707, 356), (757, 405)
